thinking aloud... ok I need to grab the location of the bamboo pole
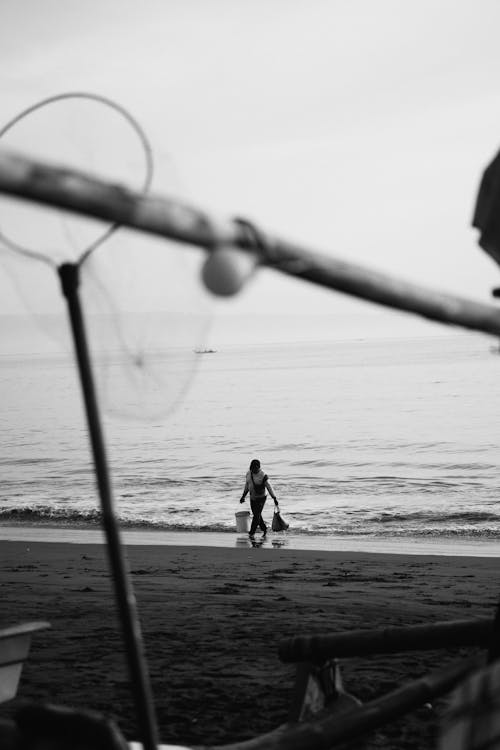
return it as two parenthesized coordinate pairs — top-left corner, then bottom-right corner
(1, 150), (500, 338)
(58, 264), (159, 750)
(278, 617), (494, 664)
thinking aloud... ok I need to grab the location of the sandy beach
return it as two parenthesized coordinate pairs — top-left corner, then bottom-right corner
(1, 535), (498, 749)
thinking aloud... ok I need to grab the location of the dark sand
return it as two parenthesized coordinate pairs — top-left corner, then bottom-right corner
(0, 540), (498, 749)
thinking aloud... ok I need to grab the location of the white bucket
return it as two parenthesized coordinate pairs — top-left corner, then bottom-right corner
(235, 510), (250, 533)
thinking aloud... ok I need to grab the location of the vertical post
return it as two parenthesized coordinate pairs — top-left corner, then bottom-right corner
(58, 263), (158, 750)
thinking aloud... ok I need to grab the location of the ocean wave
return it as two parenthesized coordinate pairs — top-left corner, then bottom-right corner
(0, 457), (61, 466)
(372, 509), (500, 524)
(0, 506), (103, 525)
(7, 470), (488, 501)
(1, 506), (499, 539)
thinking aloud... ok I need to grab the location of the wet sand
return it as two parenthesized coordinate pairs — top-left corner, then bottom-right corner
(0, 538), (498, 749)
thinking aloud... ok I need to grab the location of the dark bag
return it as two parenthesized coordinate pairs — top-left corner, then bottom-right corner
(272, 506), (289, 532)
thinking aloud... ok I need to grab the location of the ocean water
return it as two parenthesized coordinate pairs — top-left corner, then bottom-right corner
(1, 330), (500, 545)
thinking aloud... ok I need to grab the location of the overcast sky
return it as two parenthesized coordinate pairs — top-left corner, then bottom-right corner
(1, 0), (500, 343)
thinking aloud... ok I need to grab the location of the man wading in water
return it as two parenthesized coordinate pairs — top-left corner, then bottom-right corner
(239, 458), (278, 539)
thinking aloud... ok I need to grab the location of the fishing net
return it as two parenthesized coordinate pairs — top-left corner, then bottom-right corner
(0, 92), (212, 418)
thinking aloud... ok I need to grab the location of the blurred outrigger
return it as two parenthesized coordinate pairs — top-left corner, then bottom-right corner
(0, 135), (500, 750)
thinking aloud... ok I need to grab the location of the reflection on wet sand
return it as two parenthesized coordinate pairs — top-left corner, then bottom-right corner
(234, 534), (289, 549)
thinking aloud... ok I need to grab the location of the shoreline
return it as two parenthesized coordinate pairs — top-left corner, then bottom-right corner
(0, 524), (499, 557)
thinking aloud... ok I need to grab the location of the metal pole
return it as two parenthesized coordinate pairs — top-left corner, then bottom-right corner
(58, 262), (158, 750)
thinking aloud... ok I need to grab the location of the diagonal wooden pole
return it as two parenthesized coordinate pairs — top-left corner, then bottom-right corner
(1, 149), (500, 338)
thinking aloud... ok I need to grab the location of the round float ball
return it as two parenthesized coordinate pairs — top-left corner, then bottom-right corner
(201, 247), (254, 296)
